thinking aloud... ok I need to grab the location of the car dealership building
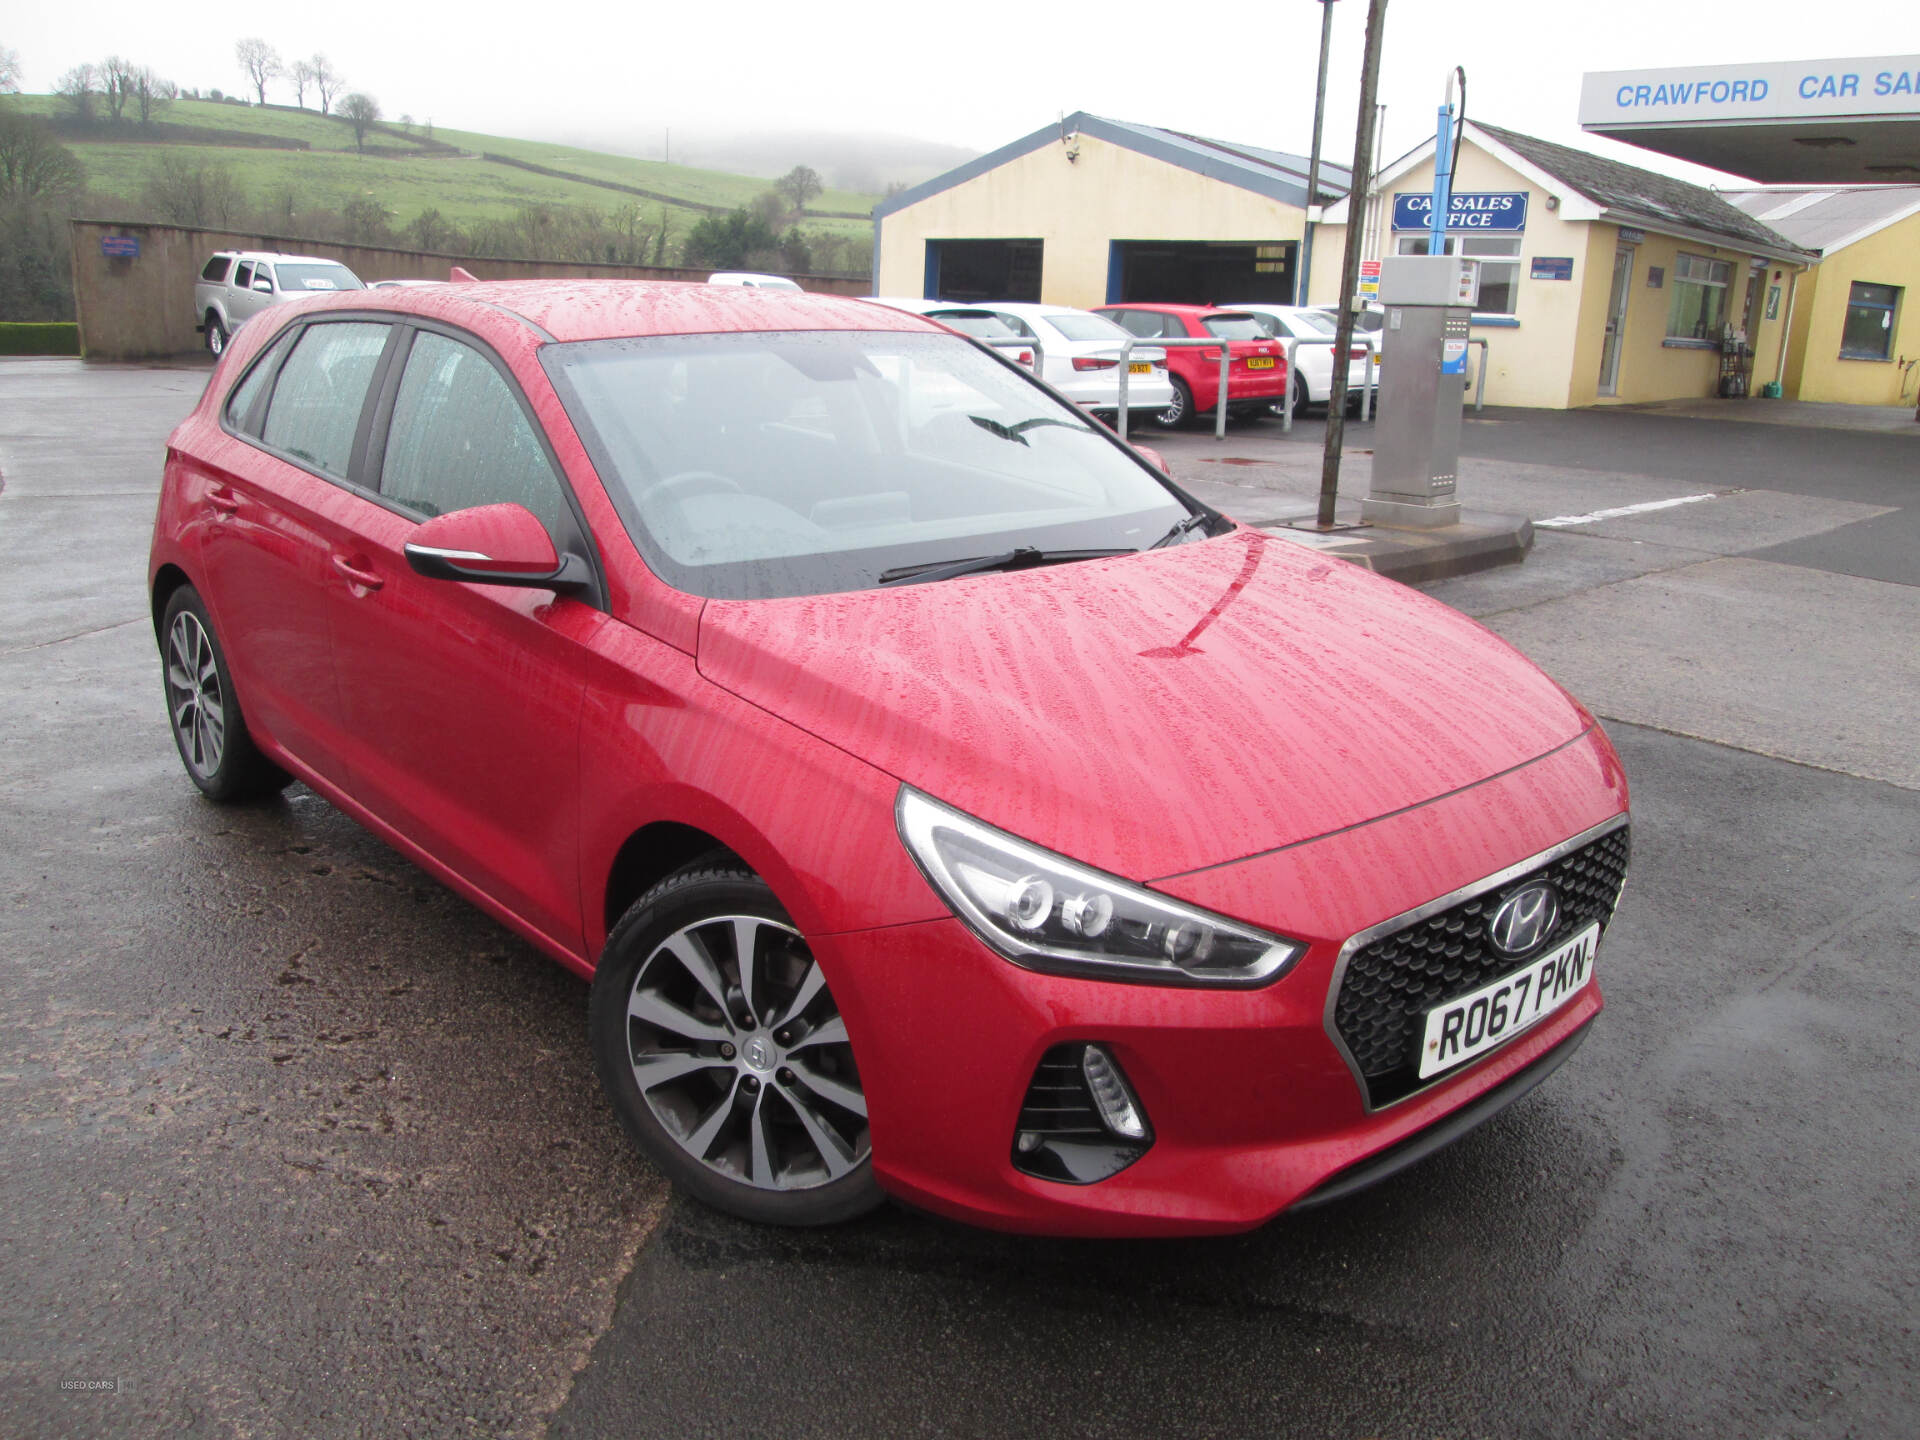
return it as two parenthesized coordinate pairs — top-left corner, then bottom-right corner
(873, 56), (1920, 410)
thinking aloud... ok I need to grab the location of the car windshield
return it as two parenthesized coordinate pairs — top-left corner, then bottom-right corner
(542, 330), (1194, 600)
(927, 310), (1019, 339)
(1041, 313), (1129, 342)
(275, 263), (364, 292)
(1200, 314), (1267, 340)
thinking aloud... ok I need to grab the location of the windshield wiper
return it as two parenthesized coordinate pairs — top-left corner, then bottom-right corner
(1150, 511), (1216, 549)
(878, 546), (1133, 587)
(967, 414), (1082, 447)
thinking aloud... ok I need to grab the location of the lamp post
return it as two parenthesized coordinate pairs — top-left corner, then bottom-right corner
(1297, 0), (1339, 306)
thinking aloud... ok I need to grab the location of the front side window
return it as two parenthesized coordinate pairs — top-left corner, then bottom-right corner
(1667, 253), (1732, 341)
(1840, 282), (1899, 361)
(223, 327), (297, 434)
(258, 322), (390, 480)
(543, 330), (1191, 600)
(380, 332), (567, 534)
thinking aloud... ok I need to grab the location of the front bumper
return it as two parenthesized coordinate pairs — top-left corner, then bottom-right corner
(818, 726), (1628, 1236)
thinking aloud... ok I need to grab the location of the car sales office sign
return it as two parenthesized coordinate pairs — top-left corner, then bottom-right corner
(1392, 192), (1529, 233)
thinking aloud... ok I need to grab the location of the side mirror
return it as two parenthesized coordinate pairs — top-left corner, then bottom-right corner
(1132, 443), (1172, 476)
(403, 503), (588, 592)
(253, 278), (274, 293)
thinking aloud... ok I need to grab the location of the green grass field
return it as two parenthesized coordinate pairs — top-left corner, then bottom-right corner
(16, 96), (876, 241)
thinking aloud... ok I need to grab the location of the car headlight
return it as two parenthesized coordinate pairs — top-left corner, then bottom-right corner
(895, 787), (1305, 988)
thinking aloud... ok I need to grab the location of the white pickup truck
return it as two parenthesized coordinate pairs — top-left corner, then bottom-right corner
(194, 251), (365, 356)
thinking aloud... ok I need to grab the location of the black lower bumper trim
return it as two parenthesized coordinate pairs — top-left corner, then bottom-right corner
(1290, 1019), (1593, 1212)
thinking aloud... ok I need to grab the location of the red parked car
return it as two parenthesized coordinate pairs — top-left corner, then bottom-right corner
(1093, 303), (1289, 428)
(149, 280), (1629, 1236)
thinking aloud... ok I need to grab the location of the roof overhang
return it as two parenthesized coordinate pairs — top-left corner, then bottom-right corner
(1580, 57), (1920, 183)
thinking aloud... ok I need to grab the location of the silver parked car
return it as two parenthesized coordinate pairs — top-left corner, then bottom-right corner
(194, 251), (365, 356)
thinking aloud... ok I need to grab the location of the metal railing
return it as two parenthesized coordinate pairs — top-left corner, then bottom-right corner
(1276, 337), (1379, 433)
(1467, 337), (1489, 410)
(1113, 337), (1249, 442)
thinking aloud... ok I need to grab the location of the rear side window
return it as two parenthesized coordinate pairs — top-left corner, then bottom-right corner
(223, 328), (296, 434)
(201, 256), (232, 282)
(260, 322), (391, 480)
(379, 332), (566, 533)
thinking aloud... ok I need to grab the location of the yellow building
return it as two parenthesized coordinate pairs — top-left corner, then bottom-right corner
(1723, 187), (1920, 406)
(874, 114), (1346, 310)
(1316, 122), (1815, 408)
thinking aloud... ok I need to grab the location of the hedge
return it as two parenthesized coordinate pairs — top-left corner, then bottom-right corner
(0, 323), (81, 356)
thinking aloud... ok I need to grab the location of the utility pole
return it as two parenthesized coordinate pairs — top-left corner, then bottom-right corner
(1314, 0), (1388, 529)
(1297, 0), (1339, 306)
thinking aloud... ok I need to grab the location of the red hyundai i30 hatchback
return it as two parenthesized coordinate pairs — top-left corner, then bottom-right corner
(149, 280), (1629, 1235)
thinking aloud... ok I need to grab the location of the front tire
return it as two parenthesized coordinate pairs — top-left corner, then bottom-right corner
(205, 314), (227, 357)
(160, 585), (292, 801)
(590, 864), (882, 1227)
(1153, 376), (1193, 430)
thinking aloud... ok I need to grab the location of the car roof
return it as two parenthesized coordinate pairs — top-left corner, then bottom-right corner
(1095, 301), (1252, 318)
(291, 279), (939, 343)
(214, 251), (352, 266)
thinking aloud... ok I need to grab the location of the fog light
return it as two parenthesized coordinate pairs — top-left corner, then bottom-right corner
(1081, 1044), (1147, 1141)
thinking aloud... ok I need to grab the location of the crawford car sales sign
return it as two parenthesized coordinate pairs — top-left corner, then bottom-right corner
(1392, 192), (1529, 233)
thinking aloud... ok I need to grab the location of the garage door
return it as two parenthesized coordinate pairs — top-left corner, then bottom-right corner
(1108, 241), (1295, 304)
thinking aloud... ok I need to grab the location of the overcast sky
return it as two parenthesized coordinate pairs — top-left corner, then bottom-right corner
(7, 2), (1913, 187)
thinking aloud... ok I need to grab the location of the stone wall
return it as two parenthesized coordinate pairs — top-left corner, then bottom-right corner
(69, 219), (867, 360)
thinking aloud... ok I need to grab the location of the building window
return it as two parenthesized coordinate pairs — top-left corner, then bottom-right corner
(1840, 282), (1899, 361)
(1667, 253), (1732, 341)
(1393, 234), (1522, 314)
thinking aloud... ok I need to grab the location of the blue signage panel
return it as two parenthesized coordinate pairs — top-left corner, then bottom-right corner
(1392, 192), (1529, 232)
(1530, 256), (1574, 281)
(100, 235), (140, 258)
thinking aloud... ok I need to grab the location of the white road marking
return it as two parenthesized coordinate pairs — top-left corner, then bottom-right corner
(1535, 493), (1725, 528)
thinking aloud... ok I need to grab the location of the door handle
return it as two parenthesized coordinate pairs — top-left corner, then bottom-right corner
(208, 486), (241, 516)
(330, 555), (385, 592)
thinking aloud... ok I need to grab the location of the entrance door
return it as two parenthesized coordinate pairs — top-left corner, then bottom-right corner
(1598, 246), (1633, 396)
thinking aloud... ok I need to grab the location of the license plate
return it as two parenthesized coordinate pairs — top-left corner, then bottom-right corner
(1128, 361), (1153, 374)
(1418, 924), (1599, 1079)
(1245, 357), (1276, 369)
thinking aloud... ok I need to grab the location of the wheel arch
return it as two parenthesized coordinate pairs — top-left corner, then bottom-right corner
(150, 562), (193, 641)
(600, 819), (748, 942)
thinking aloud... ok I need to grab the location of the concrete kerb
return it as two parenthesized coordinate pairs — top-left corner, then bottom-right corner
(1259, 505), (1534, 584)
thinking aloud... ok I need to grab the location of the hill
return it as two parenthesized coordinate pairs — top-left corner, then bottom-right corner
(12, 96), (879, 244)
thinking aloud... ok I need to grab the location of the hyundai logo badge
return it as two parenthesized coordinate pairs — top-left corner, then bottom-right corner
(1488, 883), (1560, 956)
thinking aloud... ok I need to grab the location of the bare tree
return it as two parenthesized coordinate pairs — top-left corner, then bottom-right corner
(56, 64), (98, 124)
(234, 37), (280, 106)
(99, 56), (135, 123)
(775, 164), (823, 213)
(0, 109), (88, 201)
(338, 92), (379, 152)
(0, 46), (22, 93)
(288, 58), (313, 108)
(141, 152), (245, 227)
(309, 54), (341, 115)
(131, 66), (174, 127)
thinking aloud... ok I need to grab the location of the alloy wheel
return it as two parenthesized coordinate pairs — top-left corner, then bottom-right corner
(165, 610), (226, 780)
(623, 914), (868, 1192)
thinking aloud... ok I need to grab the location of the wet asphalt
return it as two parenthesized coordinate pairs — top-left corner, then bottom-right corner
(2, 361), (1915, 1439)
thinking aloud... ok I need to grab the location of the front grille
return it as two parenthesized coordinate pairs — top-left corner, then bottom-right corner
(1333, 825), (1629, 1107)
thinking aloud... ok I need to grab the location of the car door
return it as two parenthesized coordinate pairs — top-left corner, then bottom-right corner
(192, 318), (396, 784)
(324, 324), (597, 954)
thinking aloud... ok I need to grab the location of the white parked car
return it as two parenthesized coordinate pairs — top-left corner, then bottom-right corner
(193, 252), (364, 356)
(965, 302), (1174, 424)
(1226, 303), (1377, 412)
(708, 272), (804, 291)
(861, 298), (1041, 370)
